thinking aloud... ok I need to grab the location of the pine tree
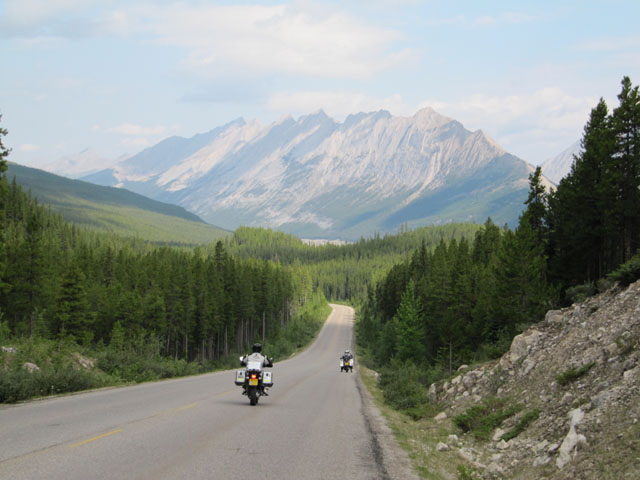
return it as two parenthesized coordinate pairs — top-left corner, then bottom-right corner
(393, 280), (425, 363)
(610, 76), (640, 262)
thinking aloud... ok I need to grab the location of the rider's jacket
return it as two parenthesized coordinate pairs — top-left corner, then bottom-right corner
(242, 352), (272, 368)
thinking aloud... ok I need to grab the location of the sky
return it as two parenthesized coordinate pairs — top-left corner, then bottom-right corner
(1, 0), (639, 170)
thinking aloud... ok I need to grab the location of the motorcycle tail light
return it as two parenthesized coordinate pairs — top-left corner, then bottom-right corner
(250, 374), (257, 380)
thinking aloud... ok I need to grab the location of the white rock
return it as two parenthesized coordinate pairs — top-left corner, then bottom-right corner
(436, 442), (449, 452)
(492, 428), (506, 442)
(428, 383), (438, 402)
(533, 455), (552, 467)
(496, 440), (509, 450)
(451, 375), (462, 385)
(22, 362), (40, 373)
(1, 346), (17, 353)
(509, 330), (543, 364)
(447, 434), (459, 445)
(556, 408), (587, 469)
(521, 358), (536, 376)
(458, 447), (474, 462)
(623, 367), (639, 383)
(545, 309), (564, 324)
(434, 412), (448, 421)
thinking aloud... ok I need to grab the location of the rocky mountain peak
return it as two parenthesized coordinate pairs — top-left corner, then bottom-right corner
(412, 106), (453, 130)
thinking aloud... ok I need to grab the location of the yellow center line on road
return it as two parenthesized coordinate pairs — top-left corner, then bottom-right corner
(70, 429), (123, 448)
(177, 402), (197, 411)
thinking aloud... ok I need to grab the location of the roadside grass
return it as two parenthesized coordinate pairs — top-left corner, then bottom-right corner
(359, 365), (460, 480)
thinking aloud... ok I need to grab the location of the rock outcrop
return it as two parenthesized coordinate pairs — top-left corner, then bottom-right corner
(429, 279), (640, 479)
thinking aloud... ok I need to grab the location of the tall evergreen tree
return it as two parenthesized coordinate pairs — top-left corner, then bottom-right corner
(393, 280), (425, 363)
(610, 76), (640, 262)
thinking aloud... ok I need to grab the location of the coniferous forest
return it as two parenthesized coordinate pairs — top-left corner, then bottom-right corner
(357, 77), (640, 410)
(1, 77), (639, 406)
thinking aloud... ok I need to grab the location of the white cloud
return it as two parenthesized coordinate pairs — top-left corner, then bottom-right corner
(19, 143), (40, 152)
(577, 35), (640, 52)
(3, 2), (413, 78)
(107, 123), (167, 137)
(266, 91), (413, 119)
(126, 3), (412, 79)
(2, 0), (96, 26)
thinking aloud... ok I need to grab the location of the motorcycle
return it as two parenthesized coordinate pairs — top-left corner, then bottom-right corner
(340, 356), (354, 373)
(235, 356), (274, 405)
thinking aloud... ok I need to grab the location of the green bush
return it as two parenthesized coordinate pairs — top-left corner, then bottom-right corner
(608, 254), (640, 287)
(457, 465), (482, 480)
(565, 282), (596, 304)
(378, 359), (429, 410)
(0, 366), (107, 403)
(453, 397), (523, 440)
(500, 408), (540, 441)
(556, 362), (596, 386)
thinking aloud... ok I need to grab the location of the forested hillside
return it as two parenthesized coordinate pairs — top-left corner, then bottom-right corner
(357, 76), (640, 415)
(0, 116), (329, 402)
(226, 224), (481, 302)
(5, 162), (231, 245)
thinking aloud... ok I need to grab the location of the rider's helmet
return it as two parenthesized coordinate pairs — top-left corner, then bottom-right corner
(252, 343), (262, 353)
(345, 349), (350, 354)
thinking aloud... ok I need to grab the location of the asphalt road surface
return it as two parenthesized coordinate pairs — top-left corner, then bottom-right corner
(0, 305), (417, 480)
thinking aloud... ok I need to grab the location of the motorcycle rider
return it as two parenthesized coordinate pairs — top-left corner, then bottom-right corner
(341, 349), (353, 362)
(240, 343), (273, 368)
(240, 343), (273, 395)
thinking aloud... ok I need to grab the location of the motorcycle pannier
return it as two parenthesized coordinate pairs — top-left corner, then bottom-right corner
(263, 371), (273, 387)
(235, 370), (245, 385)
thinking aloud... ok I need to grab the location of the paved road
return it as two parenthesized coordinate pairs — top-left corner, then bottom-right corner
(0, 305), (405, 480)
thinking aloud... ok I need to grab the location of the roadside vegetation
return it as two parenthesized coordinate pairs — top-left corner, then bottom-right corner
(0, 291), (329, 403)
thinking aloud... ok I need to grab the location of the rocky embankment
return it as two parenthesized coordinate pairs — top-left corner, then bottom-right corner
(429, 280), (640, 479)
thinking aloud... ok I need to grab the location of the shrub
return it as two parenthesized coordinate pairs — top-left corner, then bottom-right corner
(453, 397), (523, 440)
(378, 360), (429, 410)
(0, 366), (107, 403)
(608, 254), (640, 287)
(556, 362), (596, 386)
(457, 465), (482, 480)
(565, 282), (596, 304)
(500, 408), (541, 441)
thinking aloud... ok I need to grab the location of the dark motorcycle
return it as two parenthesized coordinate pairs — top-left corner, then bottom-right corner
(235, 357), (274, 405)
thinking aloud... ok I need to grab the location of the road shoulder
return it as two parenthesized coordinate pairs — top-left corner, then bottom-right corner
(356, 366), (422, 480)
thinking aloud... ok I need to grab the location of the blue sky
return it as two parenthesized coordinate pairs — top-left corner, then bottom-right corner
(2, 0), (639, 169)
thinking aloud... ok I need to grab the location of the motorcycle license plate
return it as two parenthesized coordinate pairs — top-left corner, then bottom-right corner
(249, 378), (258, 386)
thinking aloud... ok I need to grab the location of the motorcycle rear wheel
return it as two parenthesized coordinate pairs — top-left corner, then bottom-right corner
(249, 386), (258, 405)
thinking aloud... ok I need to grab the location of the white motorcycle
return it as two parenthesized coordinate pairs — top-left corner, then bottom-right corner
(235, 356), (274, 405)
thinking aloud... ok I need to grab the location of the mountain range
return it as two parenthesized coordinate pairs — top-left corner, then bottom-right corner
(541, 140), (580, 184)
(63, 107), (548, 240)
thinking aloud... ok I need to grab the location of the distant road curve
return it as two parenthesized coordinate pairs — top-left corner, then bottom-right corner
(0, 304), (419, 480)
